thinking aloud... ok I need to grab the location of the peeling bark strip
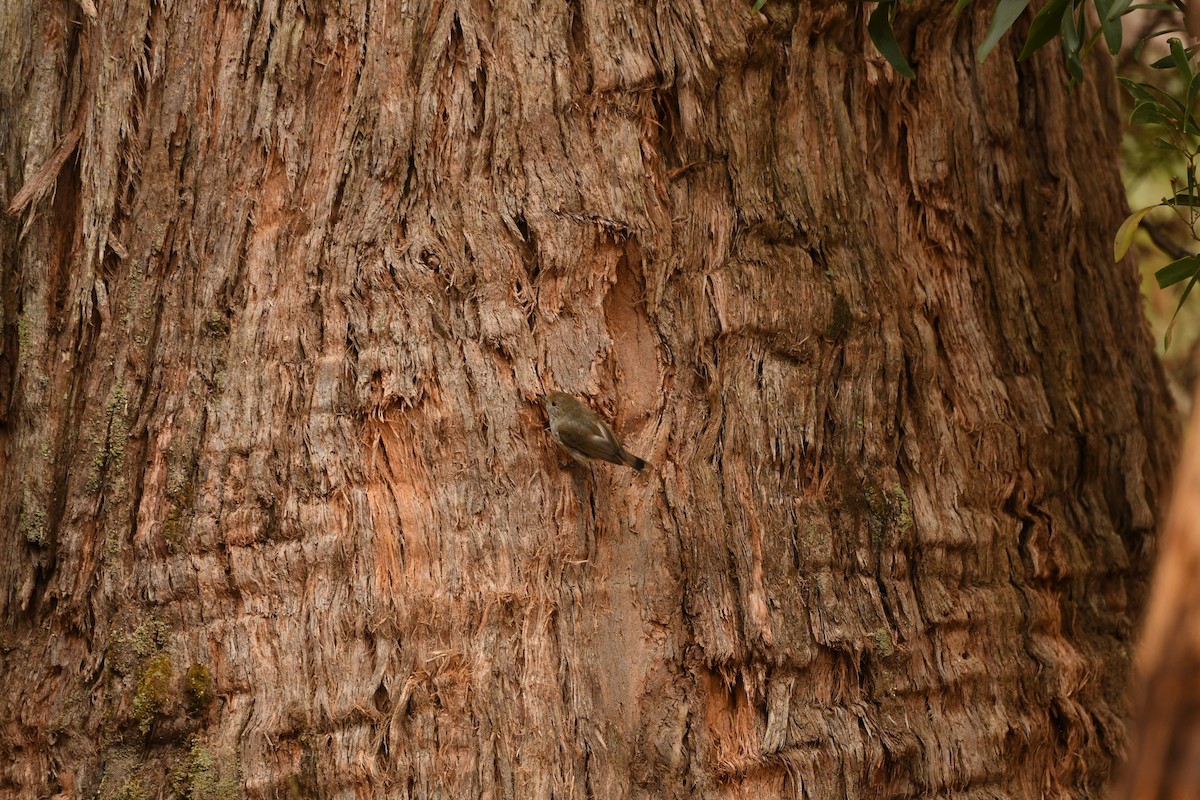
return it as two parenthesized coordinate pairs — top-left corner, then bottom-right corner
(0, 2), (1176, 799)
(5, 91), (88, 219)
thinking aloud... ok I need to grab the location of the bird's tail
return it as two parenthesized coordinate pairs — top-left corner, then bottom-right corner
(623, 450), (647, 471)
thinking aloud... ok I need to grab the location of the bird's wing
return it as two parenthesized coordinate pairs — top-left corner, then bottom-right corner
(555, 417), (626, 465)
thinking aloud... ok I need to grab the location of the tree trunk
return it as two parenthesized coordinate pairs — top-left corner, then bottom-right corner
(0, 2), (1176, 798)
(1120, 381), (1200, 799)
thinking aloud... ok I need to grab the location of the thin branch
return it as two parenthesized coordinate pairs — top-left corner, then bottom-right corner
(1142, 218), (1194, 260)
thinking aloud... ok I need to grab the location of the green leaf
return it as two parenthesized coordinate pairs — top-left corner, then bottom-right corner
(1060, 1), (1080, 54)
(1065, 3), (1087, 84)
(752, 0), (768, 10)
(1186, 71), (1200, 123)
(1167, 191), (1200, 207)
(1094, 0), (1123, 53)
(1130, 101), (1174, 127)
(1150, 52), (1180, 69)
(1052, 0), (1083, 85)
(1151, 39), (1199, 69)
(1119, 77), (1191, 128)
(1114, 206), (1155, 260)
(977, 0), (1032, 63)
(1155, 253), (1200, 288)
(868, 2), (916, 78)
(1165, 269), (1200, 349)
(1018, 0), (1071, 61)
(952, 0), (976, 12)
(1138, 80), (1189, 117)
(1189, 72), (1200, 104)
(1064, 51), (1084, 86)
(1118, 77), (1159, 105)
(1190, 165), (1196, 215)
(1171, 37), (1195, 82)
(1106, 0), (1134, 19)
(1138, 29), (1186, 63)
(1155, 137), (1183, 150)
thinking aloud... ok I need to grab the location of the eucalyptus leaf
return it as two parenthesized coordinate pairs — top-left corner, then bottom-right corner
(1137, 81), (1189, 117)
(1139, 29), (1186, 64)
(1064, 50), (1084, 86)
(1170, 37), (1194, 82)
(1019, 0), (1071, 61)
(1114, 206), (1156, 261)
(1105, 0), (1134, 18)
(1150, 39), (1200, 71)
(1166, 270), (1200, 349)
(868, 2), (916, 78)
(1060, 2), (1080, 55)
(1093, 0), (1122, 53)
(977, 0), (1031, 62)
(1186, 71), (1200, 122)
(1072, 4), (1090, 64)
(1155, 253), (1200, 288)
(1130, 101), (1174, 127)
(1118, 77), (1159, 105)
(1167, 191), (1200, 207)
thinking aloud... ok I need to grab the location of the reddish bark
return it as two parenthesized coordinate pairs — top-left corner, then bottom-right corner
(0, 2), (1175, 798)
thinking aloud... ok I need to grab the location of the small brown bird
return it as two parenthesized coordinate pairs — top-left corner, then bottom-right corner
(540, 391), (647, 471)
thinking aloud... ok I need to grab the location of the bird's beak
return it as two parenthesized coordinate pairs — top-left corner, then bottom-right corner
(536, 393), (546, 402)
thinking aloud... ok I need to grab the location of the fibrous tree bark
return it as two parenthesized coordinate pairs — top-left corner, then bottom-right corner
(0, 2), (1176, 798)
